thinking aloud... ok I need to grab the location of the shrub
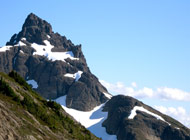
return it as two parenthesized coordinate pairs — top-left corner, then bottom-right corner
(0, 77), (20, 102)
(8, 71), (31, 90)
(47, 100), (61, 110)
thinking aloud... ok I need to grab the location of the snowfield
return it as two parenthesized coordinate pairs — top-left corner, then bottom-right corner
(55, 96), (117, 140)
(31, 40), (79, 62)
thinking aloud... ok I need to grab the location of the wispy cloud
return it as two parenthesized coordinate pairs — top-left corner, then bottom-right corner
(131, 82), (137, 88)
(155, 106), (190, 127)
(156, 87), (190, 101)
(100, 80), (153, 98)
(100, 80), (190, 101)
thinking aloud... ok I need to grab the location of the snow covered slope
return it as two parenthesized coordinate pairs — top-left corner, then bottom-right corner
(55, 96), (117, 140)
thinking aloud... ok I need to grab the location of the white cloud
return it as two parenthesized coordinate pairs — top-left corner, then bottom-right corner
(100, 80), (190, 101)
(133, 87), (153, 98)
(155, 106), (190, 127)
(131, 82), (137, 88)
(156, 87), (190, 101)
(100, 80), (154, 98)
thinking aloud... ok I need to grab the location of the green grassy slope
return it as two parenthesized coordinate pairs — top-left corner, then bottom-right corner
(0, 71), (100, 140)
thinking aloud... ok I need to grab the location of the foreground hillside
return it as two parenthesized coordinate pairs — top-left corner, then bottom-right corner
(0, 71), (100, 140)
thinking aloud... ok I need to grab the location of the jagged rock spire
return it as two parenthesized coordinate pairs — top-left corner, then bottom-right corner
(22, 13), (52, 34)
(6, 13), (53, 45)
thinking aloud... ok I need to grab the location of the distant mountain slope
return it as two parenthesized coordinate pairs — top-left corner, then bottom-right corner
(0, 71), (100, 140)
(0, 13), (111, 111)
(102, 95), (190, 140)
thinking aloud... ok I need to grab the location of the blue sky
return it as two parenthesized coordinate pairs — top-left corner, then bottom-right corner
(1, 0), (190, 126)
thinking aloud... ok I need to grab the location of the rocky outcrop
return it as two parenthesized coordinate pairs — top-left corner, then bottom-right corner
(102, 95), (190, 140)
(0, 13), (110, 111)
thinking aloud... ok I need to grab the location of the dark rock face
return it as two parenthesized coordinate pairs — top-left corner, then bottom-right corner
(0, 13), (109, 111)
(66, 72), (108, 111)
(102, 95), (190, 140)
(7, 13), (52, 46)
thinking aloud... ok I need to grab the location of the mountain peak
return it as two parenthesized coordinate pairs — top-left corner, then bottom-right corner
(27, 12), (37, 18)
(26, 12), (38, 19)
(5, 13), (54, 45)
(22, 13), (52, 34)
(3, 13), (109, 111)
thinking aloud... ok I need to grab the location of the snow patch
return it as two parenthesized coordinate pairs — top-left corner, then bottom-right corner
(21, 38), (26, 41)
(128, 106), (170, 125)
(55, 96), (117, 140)
(15, 41), (26, 46)
(64, 71), (83, 82)
(19, 41), (26, 46)
(0, 45), (13, 52)
(20, 50), (24, 54)
(67, 62), (71, 66)
(31, 40), (79, 62)
(103, 92), (112, 99)
(27, 80), (38, 89)
(175, 127), (180, 130)
(0, 38), (25, 52)
(47, 35), (50, 39)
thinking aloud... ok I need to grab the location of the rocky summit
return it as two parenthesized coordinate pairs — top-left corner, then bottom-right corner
(0, 13), (190, 140)
(0, 13), (110, 111)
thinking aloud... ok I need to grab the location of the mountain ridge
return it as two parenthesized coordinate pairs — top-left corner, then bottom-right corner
(102, 95), (190, 140)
